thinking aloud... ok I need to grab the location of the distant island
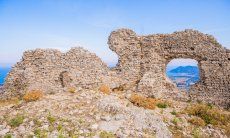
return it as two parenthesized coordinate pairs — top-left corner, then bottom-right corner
(167, 66), (200, 90)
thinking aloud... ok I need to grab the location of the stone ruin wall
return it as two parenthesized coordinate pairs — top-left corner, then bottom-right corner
(2, 29), (230, 108)
(108, 29), (230, 108)
(2, 47), (122, 98)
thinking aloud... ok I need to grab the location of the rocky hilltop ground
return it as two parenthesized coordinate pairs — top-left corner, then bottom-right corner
(0, 87), (229, 138)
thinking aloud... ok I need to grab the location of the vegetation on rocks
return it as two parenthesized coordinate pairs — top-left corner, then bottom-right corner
(68, 87), (76, 93)
(98, 84), (111, 94)
(171, 117), (180, 125)
(9, 114), (24, 127)
(0, 97), (19, 106)
(0, 89), (229, 137)
(99, 131), (116, 138)
(188, 116), (206, 127)
(129, 93), (157, 110)
(185, 103), (230, 134)
(23, 90), (43, 102)
(156, 102), (168, 108)
(47, 113), (56, 124)
(170, 110), (177, 115)
(3, 133), (12, 138)
(185, 103), (230, 125)
(129, 93), (171, 110)
(34, 128), (48, 138)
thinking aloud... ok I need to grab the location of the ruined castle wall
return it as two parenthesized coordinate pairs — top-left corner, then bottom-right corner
(108, 29), (230, 108)
(2, 47), (112, 98)
(2, 28), (229, 108)
(108, 29), (142, 83)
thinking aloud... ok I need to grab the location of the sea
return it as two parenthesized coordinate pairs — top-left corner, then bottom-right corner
(0, 67), (11, 86)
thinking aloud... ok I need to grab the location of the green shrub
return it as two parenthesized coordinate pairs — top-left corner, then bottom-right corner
(170, 110), (177, 115)
(33, 118), (42, 127)
(192, 128), (201, 138)
(171, 117), (180, 125)
(9, 115), (24, 127)
(47, 113), (56, 124)
(57, 124), (63, 131)
(4, 133), (12, 138)
(34, 128), (47, 138)
(157, 102), (168, 108)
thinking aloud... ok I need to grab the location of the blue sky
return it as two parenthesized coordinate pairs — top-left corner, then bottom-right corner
(0, 0), (230, 67)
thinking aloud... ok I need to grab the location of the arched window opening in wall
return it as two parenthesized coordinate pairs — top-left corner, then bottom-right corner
(166, 58), (200, 91)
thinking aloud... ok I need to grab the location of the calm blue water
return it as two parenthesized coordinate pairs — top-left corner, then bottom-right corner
(0, 68), (11, 85)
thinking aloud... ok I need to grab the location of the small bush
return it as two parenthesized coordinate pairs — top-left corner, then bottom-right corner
(99, 131), (116, 138)
(188, 117), (206, 127)
(47, 113), (56, 124)
(156, 102), (168, 108)
(57, 124), (63, 131)
(34, 128), (47, 137)
(23, 90), (43, 102)
(68, 87), (76, 93)
(192, 128), (201, 138)
(171, 117), (180, 125)
(33, 118), (42, 127)
(9, 114), (24, 127)
(171, 110), (177, 115)
(129, 94), (157, 110)
(185, 103), (230, 135)
(99, 85), (111, 94)
(4, 133), (12, 138)
(185, 103), (230, 126)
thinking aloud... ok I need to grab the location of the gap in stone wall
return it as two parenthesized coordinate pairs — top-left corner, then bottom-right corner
(166, 58), (200, 91)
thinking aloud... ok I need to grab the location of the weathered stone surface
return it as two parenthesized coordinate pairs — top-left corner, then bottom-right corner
(97, 95), (172, 138)
(1, 29), (230, 108)
(2, 47), (113, 98)
(108, 29), (230, 108)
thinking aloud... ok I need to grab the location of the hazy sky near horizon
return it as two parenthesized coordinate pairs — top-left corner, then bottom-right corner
(0, 0), (230, 67)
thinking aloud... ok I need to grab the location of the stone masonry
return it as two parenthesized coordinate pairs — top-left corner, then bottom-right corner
(108, 29), (230, 108)
(2, 29), (230, 108)
(2, 48), (118, 98)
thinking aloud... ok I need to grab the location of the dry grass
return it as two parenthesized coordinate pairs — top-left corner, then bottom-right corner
(185, 103), (230, 126)
(129, 93), (158, 110)
(23, 90), (43, 102)
(129, 93), (171, 110)
(185, 103), (230, 135)
(188, 116), (206, 127)
(0, 97), (19, 106)
(98, 84), (111, 94)
(68, 87), (76, 93)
